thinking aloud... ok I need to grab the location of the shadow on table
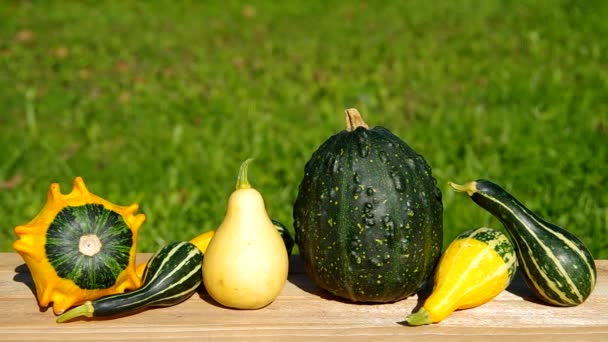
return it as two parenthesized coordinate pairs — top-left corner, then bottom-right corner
(286, 256), (433, 326)
(13, 263), (36, 296)
(506, 267), (544, 303)
(13, 263), (51, 313)
(287, 255), (546, 326)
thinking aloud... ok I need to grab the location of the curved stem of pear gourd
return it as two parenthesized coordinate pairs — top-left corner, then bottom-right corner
(236, 158), (254, 190)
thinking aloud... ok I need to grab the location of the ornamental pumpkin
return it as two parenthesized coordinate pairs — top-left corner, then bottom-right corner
(13, 177), (145, 315)
(293, 108), (443, 303)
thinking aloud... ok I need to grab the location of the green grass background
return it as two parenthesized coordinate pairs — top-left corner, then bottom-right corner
(1, 1), (607, 257)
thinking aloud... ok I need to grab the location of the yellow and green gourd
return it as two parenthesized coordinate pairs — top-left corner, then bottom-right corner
(13, 177), (144, 315)
(407, 227), (517, 325)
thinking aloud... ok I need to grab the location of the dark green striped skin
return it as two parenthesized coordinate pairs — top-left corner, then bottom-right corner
(56, 241), (203, 322)
(456, 227), (517, 281)
(457, 179), (596, 306)
(46, 204), (133, 290)
(272, 219), (294, 256)
(294, 126), (443, 303)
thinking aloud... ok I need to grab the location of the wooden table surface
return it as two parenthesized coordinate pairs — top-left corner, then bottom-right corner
(1, 253), (607, 341)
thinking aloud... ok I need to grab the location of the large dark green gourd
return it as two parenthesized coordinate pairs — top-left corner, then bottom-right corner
(293, 109), (443, 302)
(449, 179), (596, 306)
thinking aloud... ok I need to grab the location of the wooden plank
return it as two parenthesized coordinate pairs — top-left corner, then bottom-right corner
(0, 253), (606, 341)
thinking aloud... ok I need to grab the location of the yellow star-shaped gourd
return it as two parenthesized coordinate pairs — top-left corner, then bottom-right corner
(13, 177), (145, 315)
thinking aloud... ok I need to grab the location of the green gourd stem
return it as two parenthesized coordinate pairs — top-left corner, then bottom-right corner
(448, 181), (477, 196)
(236, 158), (254, 190)
(406, 307), (432, 326)
(56, 301), (95, 323)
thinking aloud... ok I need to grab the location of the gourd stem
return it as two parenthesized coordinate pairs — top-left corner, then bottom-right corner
(345, 108), (369, 131)
(448, 181), (477, 197)
(406, 307), (432, 326)
(56, 301), (95, 323)
(236, 158), (254, 190)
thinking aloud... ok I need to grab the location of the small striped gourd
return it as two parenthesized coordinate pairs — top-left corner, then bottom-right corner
(57, 241), (203, 322)
(406, 227), (517, 325)
(449, 180), (596, 306)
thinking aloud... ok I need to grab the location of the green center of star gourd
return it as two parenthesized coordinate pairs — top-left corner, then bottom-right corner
(45, 204), (133, 289)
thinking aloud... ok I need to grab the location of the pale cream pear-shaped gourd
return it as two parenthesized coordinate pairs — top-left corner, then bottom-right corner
(203, 159), (289, 309)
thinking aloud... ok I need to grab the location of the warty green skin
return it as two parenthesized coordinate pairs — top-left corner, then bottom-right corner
(56, 241), (203, 322)
(456, 179), (596, 307)
(294, 126), (443, 303)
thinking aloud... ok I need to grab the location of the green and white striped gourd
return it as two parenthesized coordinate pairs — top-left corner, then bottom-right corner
(449, 179), (596, 306)
(57, 241), (203, 322)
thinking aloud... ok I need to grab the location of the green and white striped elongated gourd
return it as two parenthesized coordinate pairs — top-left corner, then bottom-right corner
(407, 227), (517, 325)
(57, 241), (203, 322)
(449, 179), (596, 306)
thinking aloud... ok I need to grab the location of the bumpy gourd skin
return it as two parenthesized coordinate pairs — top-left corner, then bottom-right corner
(13, 177), (144, 315)
(294, 110), (443, 303)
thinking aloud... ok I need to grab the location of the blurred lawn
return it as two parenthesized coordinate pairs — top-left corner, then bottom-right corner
(1, 1), (607, 257)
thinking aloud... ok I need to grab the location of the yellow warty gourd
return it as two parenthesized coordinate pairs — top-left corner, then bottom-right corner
(202, 159), (289, 309)
(13, 177), (144, 315)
